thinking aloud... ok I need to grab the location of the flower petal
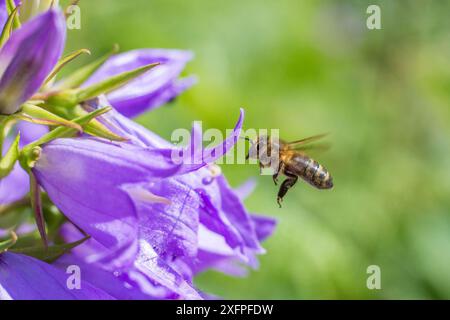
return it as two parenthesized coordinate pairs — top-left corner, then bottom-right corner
(133, 240), (202, 300)
(124, 180), (200, 259)
(234, 178), (257, 201)
(250, 214), (277, 242)
(215, 175), (263, 252)
(0, 252), (114, 300)
(184, 213), (276, 278)
(60, 224), (202, 300)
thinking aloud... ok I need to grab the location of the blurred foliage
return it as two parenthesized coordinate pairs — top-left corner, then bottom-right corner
(61, 0), (450, 299)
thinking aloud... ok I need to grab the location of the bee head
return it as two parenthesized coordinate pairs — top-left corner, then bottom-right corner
(245, 135), (272, 161)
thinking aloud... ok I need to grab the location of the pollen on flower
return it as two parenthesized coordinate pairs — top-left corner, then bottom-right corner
(202, 164), (222, 185)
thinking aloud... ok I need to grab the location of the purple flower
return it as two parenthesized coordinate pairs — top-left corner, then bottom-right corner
(0, 252), (114, 300)
(82, 49), (196, 118)
(33, 99), (276, 299)
(0, 9), (66, 115)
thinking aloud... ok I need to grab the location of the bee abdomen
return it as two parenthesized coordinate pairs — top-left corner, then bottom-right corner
(301, 159), (333, 189)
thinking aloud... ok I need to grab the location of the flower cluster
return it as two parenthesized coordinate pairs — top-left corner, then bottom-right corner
(0, 2), (276, 300)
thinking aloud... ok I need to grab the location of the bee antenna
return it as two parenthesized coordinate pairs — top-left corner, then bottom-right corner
(240, 136), (254, 145)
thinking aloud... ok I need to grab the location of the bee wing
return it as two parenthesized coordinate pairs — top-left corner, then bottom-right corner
(286, 133), (329, 148)
(292, 142), (331, 153)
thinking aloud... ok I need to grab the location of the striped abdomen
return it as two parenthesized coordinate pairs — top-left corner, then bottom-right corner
(289, 154), (333, 189)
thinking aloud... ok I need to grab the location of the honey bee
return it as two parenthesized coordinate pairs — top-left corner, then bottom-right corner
(246, 133), (333, 207)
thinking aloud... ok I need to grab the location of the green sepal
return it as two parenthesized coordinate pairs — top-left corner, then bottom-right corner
(6, 0), (21, 30)
(84, 119), (127, 142)
(0, 132), (20, 179)
(19, 106), (113, 170)
(17, 103), (83, 132)
(0, 5), (19, 47)
(72, 105), (127, 142)
(54, 44), (119, 90)
(48, 62), (159, 108)
(44, 48), (92, 86)
(46, 62), (159, 123)
(75, 62), (160, 102)
(10, 236), (90, 263)
(45, 89), (79, 109)
(42, 102), (127, 142)
(0, 231), (17, 253)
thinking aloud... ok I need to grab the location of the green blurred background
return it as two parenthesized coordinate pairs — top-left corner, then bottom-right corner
(62, 0), (450, 299)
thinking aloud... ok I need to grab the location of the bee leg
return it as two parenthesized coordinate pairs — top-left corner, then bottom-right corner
(277, 172), (298, 208)
(273, 163), (284, 186)
(259, 162), (264, 175)
(273, 174), (279, 186)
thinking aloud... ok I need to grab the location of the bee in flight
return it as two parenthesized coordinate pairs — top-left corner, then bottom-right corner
(246, 133), (333, 207)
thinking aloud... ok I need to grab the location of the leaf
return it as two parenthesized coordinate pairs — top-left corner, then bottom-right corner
(18, 103), (83, 132)
(10, 236), (90, 263)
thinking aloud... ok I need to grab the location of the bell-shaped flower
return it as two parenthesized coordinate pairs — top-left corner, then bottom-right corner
(45, 98), (276, 298)
(31, 102), (244, 271)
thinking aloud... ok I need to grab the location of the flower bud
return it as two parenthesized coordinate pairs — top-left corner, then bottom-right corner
(0, 9), (65, 115)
